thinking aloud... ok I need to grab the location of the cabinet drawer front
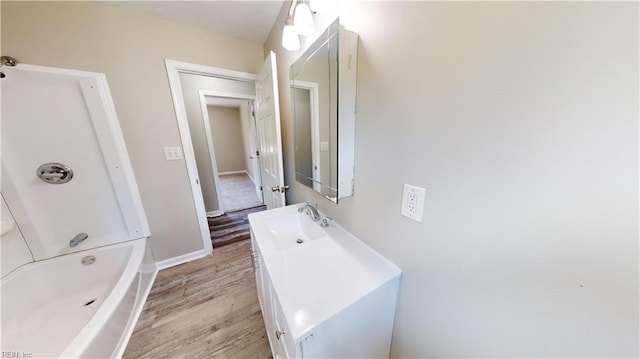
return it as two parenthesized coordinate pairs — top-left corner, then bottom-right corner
(274, 297), (297, 358)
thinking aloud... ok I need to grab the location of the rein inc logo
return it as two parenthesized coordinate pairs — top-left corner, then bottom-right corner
(2, 352), (32, 358)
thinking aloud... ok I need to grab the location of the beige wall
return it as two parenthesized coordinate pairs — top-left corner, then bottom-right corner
(1, 1), (264, 261)
(208, 106), (247, 173)
(265, 1), (639, 357)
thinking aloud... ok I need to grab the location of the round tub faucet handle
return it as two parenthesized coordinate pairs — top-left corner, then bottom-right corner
(37, 163), (74, 184)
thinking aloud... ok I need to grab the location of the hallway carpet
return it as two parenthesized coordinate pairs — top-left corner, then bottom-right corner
(218, 173), (263, 212)
(209, 205), (266, 248)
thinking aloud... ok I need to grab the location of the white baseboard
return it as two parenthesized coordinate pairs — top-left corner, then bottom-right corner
(246, 171), (257, 185)
(155, 248), (211, 270)
(207, 210), (224, 217)
(243, 172), (262, 200)
(218, 170), (248, 176)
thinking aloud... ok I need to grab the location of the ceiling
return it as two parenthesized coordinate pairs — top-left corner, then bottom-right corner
(103, 1), (285, 44)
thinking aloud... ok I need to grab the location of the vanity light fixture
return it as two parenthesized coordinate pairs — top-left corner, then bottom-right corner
(283, 0), (323, 51)
(293, 0), (315, 36)
(309, 0), (335, 13)
(282, 16), (301, 51)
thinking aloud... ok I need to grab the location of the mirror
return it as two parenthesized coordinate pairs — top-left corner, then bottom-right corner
(291, 19), (358, 203)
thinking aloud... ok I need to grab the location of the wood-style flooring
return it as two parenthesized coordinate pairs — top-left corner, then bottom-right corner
(123, 238), (272, 359)
(210, 205), (266, 248)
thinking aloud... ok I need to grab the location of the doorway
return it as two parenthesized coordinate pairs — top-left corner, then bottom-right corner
(199, 94), (264, 213)
(165, 54), (286, 260)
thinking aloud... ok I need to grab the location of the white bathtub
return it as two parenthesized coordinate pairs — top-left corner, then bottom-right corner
(1, 238), (156, 358)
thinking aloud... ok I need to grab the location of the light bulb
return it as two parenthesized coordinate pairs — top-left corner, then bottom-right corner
(309, 0), (335, 13)
(293, 2), (314, 36)
(282, 23), (300, 51)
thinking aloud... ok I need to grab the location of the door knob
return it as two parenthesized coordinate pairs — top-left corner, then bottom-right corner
(275, 329), (284, 340)
(271, 185), (290, 193)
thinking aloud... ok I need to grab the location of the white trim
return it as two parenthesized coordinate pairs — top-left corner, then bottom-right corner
(155, 248), (210, 270)
(206, 210), (224, 218)
(247, 104), (264, 200)
(199, 94), (225, 213)
(246, 171), (258, 187)
(165, 59), (260, 264)
(165, 59), (257, 82)
(165, 60), (214, 256)
(80, 74), (151, 238)
(218, 170), (249, 176)
(291, 80), (321, 192)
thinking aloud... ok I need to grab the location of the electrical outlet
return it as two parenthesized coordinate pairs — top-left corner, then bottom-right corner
(163, 146), (183, 160)
(401, 184), (426, 222)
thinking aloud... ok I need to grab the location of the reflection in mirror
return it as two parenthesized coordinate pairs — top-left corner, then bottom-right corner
(291, 19), (358, 203)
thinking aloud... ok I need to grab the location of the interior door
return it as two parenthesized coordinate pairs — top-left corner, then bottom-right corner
(255, 51), (286, 209)
(247, 102), (263, 200)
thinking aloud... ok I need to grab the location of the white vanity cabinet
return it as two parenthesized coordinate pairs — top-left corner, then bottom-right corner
(251, 235), (296, 358)
(249, 205), (402, 359)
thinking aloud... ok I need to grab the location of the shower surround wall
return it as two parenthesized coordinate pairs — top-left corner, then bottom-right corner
(1, 64), (149, 267)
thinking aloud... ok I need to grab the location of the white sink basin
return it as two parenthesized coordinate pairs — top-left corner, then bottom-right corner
(248, 203), (402, 341)
(262, 211), (327, 251)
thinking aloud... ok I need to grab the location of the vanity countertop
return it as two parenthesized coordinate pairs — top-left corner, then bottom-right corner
(248, 204), (401, 341)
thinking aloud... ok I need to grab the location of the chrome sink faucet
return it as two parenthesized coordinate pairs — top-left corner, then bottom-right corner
(298, 202), (321, 222)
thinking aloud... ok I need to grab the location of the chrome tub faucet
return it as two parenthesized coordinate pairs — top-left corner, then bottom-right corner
(69, 232), (88, 247)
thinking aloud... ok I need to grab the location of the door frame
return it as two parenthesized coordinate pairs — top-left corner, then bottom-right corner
(198, 90), (257, 217)
(291, 80), (321, 192)
(165, 59), (257, 261)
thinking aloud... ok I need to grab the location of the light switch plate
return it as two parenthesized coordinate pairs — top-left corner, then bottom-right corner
(163, 146), (183, 160)
(320, 141), (329, 151)
(401, 184), (426, 222)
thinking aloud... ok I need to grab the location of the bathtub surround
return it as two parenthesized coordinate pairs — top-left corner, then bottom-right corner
(0, 195), (32, 276)
(2, 64), (150, 259)
(264, 2), (639, 358)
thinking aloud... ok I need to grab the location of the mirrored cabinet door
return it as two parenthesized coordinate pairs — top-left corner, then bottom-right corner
(291, 19), (358, 203)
